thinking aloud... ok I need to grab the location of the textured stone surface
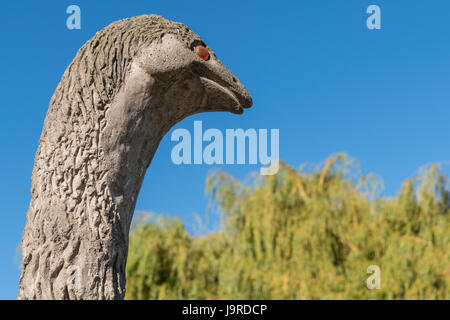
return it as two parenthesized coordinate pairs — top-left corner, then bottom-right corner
(18, 15), (252, 300)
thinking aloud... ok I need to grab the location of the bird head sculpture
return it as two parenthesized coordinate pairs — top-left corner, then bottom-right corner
(18, 15), (252, 300)
(138, 33), (252, 115)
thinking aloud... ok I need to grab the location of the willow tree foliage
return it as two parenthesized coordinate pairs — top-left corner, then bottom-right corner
(126, 154), (449, 300)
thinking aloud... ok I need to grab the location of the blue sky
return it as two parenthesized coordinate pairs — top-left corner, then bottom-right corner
(0, 0), (449, 299)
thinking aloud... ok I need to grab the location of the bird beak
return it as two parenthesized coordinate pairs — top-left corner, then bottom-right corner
(191, 58), (253, 114)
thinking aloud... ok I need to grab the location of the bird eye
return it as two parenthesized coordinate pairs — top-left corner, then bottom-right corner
(194, 45), (210, 61)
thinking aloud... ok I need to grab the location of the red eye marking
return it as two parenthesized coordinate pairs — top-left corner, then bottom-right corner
(194, 45), (210, 61)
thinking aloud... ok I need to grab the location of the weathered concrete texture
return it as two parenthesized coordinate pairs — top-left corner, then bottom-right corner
(18, 15), (252, 300)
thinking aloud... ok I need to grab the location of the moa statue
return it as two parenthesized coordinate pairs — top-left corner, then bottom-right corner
(18, 15), (252, 300)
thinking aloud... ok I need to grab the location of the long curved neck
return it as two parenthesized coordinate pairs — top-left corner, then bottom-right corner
(18, 62), (173, 300)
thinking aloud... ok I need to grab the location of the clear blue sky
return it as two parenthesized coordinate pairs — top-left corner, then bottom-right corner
(1, 0), (449, 299)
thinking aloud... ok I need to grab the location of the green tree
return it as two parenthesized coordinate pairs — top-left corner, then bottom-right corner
(126, 154), (449, 300)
